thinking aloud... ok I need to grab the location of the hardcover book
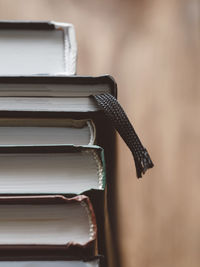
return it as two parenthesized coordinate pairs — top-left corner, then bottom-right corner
(0, 21), (77, 75)
(0, 145), (104, 194)
(0, 195), (97, 258)
(0, 118), (96, 146)
(0, 258), (101, 267)
(0, 76), (116, 113)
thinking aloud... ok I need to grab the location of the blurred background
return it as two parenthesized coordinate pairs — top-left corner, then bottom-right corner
(0, 0), (199, 266)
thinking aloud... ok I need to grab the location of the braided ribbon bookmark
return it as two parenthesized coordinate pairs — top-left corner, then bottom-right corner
(93, 93), (154, 178)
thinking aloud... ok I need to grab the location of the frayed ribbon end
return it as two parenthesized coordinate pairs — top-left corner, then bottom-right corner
(134, 149), (154, 179)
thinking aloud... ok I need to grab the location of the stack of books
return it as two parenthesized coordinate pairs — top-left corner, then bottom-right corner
(0, 21), (153, 267)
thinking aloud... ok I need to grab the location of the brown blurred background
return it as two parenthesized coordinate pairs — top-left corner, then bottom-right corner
(0, 0), (199, 266)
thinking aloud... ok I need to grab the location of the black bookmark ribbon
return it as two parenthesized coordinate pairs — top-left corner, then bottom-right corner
(93, 93), (154, 178)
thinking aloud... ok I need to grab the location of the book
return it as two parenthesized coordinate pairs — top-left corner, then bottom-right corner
(0, 195), (97, 258)
(0, 145), (104, 194)
(0, 76), (116, 113)
(0, 118), (96, 146)
(0, 259), (100, 267)
(0, 21), (77, 75)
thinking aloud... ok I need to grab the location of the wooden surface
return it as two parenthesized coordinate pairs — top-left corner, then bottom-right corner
(0, 0), (199, 266)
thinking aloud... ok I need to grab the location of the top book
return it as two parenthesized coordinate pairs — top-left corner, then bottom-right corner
(0, 20), (77, 75)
